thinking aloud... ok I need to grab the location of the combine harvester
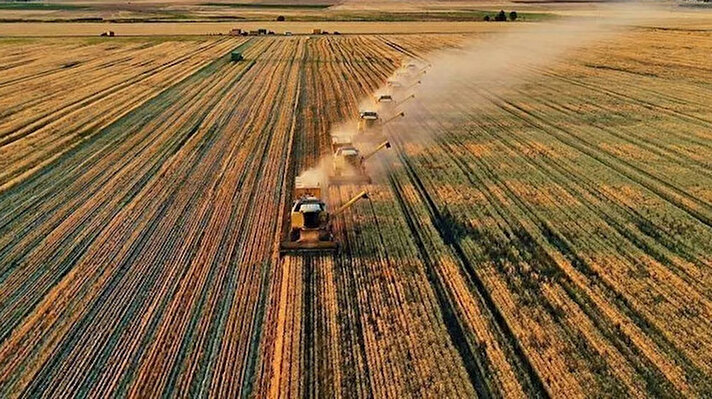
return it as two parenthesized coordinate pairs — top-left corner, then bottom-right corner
(357, 110), (404, 140)
(330, 137), (391, 185)
(387, 78), (421, 96)
(403, 60), (431, 78)
(280, 178), (369, 253)
(386, 79), (404, 90)
(375, 93), (414, 111)
(375, 94), (393, 104)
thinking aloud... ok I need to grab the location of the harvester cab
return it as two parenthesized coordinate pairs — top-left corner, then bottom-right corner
(280, 177), (369, 254)
(330, 140), (391, 185)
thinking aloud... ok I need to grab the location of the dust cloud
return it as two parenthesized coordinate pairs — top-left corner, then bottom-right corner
(379, 3), (666, 141)
(296, 3), (665, 188)
(295, 156), (331, 194)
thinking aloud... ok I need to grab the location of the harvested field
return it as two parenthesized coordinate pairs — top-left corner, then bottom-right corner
(1, 22), (712, 399)
(0, 37), (240, 191)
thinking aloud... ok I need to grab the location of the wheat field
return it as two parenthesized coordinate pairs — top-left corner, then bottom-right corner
(1, 20), (711, 398)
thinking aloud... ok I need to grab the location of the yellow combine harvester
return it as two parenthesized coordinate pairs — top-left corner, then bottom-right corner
(280, 178), (369, 254)
(387, 78), (421, 96)
(375, 94), (393, 103)
(330, 140), (391, 185)
(357, 111), (404, 138)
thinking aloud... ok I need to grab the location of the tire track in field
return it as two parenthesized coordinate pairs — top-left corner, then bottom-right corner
(403, 104), (693, 396)
(387, 129), (550, 398)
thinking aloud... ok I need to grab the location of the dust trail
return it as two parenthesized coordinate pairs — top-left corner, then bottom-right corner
(299, 3), (663, 187)
(296, 156), (331, 196)
(379, 3), (667, 143)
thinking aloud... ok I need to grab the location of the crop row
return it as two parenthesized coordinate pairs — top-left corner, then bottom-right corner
(0, 37), (239, 192)
(0, 36), (303, 397)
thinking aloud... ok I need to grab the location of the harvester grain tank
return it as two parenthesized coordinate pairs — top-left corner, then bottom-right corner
(280, 178), (369, 253)
(330, 140), (391, 185)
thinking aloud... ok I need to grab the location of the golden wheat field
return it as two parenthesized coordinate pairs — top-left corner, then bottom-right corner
(1, 6), (712, 398)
